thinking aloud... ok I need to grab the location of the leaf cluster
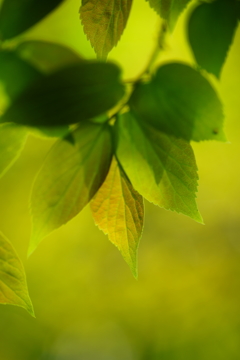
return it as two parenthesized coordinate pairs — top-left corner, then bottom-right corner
(0, 0), (239, 315)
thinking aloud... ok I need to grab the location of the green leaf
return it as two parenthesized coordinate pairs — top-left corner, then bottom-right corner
(146, 0), (192, 30)
(116, 112), (203, 223)
(16, 40), (83, 74)
(0, 123), (27, 178)
(1, 62), (125, 127)
(29, 121), (113, 255)
(0, 232), (34, 317)
(91, 157), (144, 278)
(0, 0), (64, 40)
(80, 0), (133, 59)
(188, 0), (239, 78)
(130, 62), (225, 142)
(0, 51), (42, 101)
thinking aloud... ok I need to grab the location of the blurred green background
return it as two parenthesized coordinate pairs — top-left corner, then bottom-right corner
(1, 0), (240, 359)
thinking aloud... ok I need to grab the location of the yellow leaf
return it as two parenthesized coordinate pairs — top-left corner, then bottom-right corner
(91, 157), (144, 278)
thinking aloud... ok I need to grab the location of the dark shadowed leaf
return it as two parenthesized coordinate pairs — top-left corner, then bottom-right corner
(16, 40), (83, 74)
(0, 0), (64, 40)
(29, 121), (113, 255)
(130, 63), (225, 142)
(91, 157), (144, 278)
(80, 0), (133, 59)
(116, 112), (202, 223)
(1, 62), (125, 127)
(0, 232), (34, 317)
(188, 0), (239, 78)
(0, 123), (28, 178)
(146, 0), (191, 30)
(0, 51), (42, 101)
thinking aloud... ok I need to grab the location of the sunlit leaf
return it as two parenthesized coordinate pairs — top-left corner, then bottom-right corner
(29, 121), (113, 255)
(188, 0), (239, 78)
(91, 157), (144, 278)
(0, 0), (64, 40)
(146, 0), (192, 30)
(130, 63), (225, 142)
(1, 62), (125, 127)
(0, 123), (27, 178)
(0, 232), (34, 317)
(16, 40), (83, 74)
(0, 51), (42, 101)
(116, 112), (203, 223)
(80, 0), (133, 59)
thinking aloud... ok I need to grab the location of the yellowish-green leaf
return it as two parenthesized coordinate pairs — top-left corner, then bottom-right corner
(0, 232), (34, 317)
(116, 112), (203, 223)
(80, 0), (133, 59)
(29, 121), (113, 255)
(0, 123), (28, 178)
(146, 0), (192, 30)
(91, 157), (144, 278)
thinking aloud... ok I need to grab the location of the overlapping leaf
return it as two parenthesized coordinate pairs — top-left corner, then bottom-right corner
(1, 62), (125, 127)
(116, 112), (202, 223)
(0, 232), (34, 316)
(80, 0), (133, 59)
(29, 121), (113, 255)
(188, 0), (239, 78)
(0, 123), (28, 178)
(146, 0), (192, 30)
(130, 62), (225, 142)
(0, 51), (42, 101)
(16, 40), (83, 74)
(0, 0), (64, 40)
(91, 157), (144, 277)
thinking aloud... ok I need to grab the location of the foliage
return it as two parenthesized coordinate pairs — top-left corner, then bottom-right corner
(0, 0), (239, 315)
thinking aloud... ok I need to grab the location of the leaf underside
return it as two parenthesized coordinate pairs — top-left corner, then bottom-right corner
(91, 157), (144, 278)
(188, 0), (239, 78)
(116, 112), (203, 223)
(0, 123), (28, 178)
(146, 0), (192, 30)
(0, 232), (34, 317)
(29, 121), (113, 255)
(16, 40), (83, 74)
(0, 0), (64, 40)
(80, 0), (133, 59)
(130, 62), (225, 142)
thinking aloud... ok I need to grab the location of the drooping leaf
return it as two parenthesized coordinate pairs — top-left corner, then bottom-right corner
(116, 112), (203, 223)
(16, 40), (83, 74)
(0, 51), (42, 101)
(0, 123), (28, 178)
(1, 62), (125, 127)
(80, 0), (133, 59)
(146, 0), (192, 30)
(91, 157), (144, 278)
(0, 232), (34, 317)
(188, 0), (239, 78)
(29, 121), (113, 255)
(0, 0), (64, 40)
(130, 62), (225, 142)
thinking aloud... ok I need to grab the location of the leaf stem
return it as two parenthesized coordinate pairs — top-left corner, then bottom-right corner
(108, 20), (168, 123)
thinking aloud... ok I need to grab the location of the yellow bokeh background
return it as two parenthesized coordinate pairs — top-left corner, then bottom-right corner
(0, 0), (240, 359)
